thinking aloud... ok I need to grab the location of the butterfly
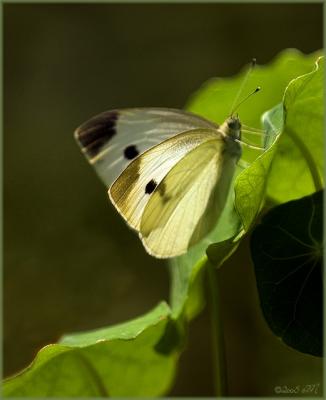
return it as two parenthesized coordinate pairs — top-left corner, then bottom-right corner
(74, 104), (265, 258)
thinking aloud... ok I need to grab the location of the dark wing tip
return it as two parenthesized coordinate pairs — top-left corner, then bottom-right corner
(74, 110), (119, 158)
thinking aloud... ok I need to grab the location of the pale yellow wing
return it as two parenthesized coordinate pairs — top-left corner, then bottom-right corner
(139, 138), (239, 258)
(109, 129), (219, 231)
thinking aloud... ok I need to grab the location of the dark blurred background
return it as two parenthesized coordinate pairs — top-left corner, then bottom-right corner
(4, 3), (323, 396)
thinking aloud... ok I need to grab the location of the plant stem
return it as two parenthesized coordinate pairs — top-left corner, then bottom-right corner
(207, 261), (228, 397)
(286, 127), (323, 192)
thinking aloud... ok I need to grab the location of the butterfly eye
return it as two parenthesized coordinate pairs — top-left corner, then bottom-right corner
(145, 179), (157, 194)
(227, 118), (241, 131)
(228, 120), (236, 129)
(124, 145), (139, 160)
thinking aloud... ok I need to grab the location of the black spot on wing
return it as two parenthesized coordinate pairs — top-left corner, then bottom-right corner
(75, 110), (119, 157)
(124, 145), (139, 160)
(145, 179), (157, 194)
(146, 180), (171, 203)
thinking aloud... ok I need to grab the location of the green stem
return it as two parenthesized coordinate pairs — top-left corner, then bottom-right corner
(286, 127), (323, 192)
(207, 261), (228, 397)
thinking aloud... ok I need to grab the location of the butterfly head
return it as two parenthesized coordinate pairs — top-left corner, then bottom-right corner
(226, 85), (261, 141)
(223, 115), (242, 140)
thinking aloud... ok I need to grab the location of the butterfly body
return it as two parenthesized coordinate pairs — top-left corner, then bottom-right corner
(75, 108), (242, 258)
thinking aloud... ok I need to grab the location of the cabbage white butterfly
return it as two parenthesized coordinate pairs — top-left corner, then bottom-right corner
(75, 78), (261, 258)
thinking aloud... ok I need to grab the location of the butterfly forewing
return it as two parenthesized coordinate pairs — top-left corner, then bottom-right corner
(139, 136), (239, 258)
(109, 129), (219, 231)
(74, 108), (218, 187)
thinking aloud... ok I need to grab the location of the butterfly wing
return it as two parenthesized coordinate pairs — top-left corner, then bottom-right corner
(109, 129), (219, 231)
(139, 137), (240, 258)
(74, 108), (218, 187)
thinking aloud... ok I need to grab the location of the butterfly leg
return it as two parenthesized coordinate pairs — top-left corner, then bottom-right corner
(241, 125), (266, 135)
(236, 139), (265, 151)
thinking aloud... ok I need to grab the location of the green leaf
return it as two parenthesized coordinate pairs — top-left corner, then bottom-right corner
(3, 302), (179, 397)
(187, 49), (320, 131)
(170, 253), (207, 321)
(250, 191), (323, 357)
(185, 49), (321, 245)
(206, 237), (240, 268)
(234, 103), (284, 232)
(266, 57), (324, 203)
(212, 104), (283, 262)
(169, 49), (321, 321)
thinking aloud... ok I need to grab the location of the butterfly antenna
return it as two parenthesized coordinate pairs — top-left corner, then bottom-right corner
(230, 86), (261, 116)
(229, 58), (258, 116)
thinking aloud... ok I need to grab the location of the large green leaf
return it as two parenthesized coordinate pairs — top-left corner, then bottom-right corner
(186, 49), (320, 131)
(250, 191), (323, 357)
(169, 50), (321, 322)
(248, 59), (324, 356)
(3, 302), (179, 397)
(234, 103), (284, 232)
(266, 57), (324, 203)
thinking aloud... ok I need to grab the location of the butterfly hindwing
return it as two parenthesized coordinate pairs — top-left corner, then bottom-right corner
(74, 108), (218, 187)
(139, 136), (239, 258)
(109, 129), (219, 231)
